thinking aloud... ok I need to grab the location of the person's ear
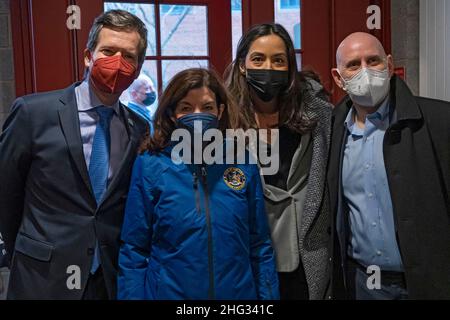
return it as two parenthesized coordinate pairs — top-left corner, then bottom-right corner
(218, 104), (225, 120)
(331, 68), (345, 90)
(387, 54), (395, 77)
(84, 49), (92, 69)
(170, 114), (179, 125)
(239, 63), (246, 76)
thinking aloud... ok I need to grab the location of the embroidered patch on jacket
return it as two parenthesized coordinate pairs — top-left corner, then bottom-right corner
(223, 167), (246, 191)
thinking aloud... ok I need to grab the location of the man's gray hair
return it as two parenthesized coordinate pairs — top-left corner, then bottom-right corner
(87, 10), (148, 65)
(128, 75), (154, 94)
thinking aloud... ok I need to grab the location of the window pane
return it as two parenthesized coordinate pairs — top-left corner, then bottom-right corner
(160, 5), (208, 56)
(160, 5), (190, 15)
(231, 0), (242, 11)
(274, 0), (301, 50)
(118, 60), (159, 117)
(104, 2), (157, 56)
(162, 60), (209, 89)
(279, 0), (300, 9)
(231, 0), (243, 60)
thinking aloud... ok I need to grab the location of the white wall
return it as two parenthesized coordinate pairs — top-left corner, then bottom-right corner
(420, 0), (450, 102)
(392, 0), (419, 95)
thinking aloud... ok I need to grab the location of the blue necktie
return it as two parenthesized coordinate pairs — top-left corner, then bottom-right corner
(88, 106), (114, 274)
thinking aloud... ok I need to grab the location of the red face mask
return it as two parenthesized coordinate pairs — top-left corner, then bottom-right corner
(90, 55), (137, 94)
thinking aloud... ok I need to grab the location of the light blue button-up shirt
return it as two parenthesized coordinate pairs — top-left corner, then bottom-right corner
(342, 98), (404, 272)
(127, 102), (153, 134)
(127, 102), (153, 124)
(75, 80), (129, 183)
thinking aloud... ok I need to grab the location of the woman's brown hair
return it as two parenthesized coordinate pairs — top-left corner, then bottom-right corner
(225, 23), (326, 134)
(140, 68), (244, 153)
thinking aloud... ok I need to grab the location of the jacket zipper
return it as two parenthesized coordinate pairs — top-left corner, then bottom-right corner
(200, 165), (215, 299)
(192, 170), (201, 214)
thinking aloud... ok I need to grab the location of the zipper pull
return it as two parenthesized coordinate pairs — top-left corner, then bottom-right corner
(200, 166), (208, 185)
(193, 171), (201, 214)
(193, 171), (199, 189)
(201, 166), (207, 178)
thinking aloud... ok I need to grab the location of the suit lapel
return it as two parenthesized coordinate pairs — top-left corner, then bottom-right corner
(58, 83), (95, 200)
(329, 98), (354, 286)
(335, 114), (349, 264)
(327, 99), (350, 218)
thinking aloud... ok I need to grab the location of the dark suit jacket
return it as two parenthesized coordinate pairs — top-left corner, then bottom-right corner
(0, 82), (147, 299)
(328, 76), (450, 299)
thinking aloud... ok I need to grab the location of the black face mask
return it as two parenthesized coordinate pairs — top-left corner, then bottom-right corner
(246, 69), (289, 102)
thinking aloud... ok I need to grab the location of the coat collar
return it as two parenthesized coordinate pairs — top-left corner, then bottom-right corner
(389, 75), (422, 122)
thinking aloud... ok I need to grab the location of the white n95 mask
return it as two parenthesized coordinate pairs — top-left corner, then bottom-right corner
(340, 68), (391, 107)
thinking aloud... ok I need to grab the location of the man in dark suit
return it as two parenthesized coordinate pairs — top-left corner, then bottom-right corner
(328, 32), (450, 299)
(0, 10), (148, 299)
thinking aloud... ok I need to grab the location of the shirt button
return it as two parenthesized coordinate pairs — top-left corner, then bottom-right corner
(365, 164), (370, 170)
(377, 250), (382, 256)
(372, 222), (377, 227)
(368, 193), (374, 198)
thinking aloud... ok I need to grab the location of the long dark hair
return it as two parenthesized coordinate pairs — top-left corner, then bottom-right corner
(225, 23), (321, 133)
(140, 68), (244, 153)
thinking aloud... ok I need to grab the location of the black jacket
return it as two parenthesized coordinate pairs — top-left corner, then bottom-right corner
(328, 76), (450, 299)
(0, 83), (147, 299)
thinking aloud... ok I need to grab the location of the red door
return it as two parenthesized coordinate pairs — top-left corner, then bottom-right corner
(302, 0), (391, 102)
(11, 0), (78, 95)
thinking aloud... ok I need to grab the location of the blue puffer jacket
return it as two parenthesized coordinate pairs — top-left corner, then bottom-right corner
(117, 146), (279, 300)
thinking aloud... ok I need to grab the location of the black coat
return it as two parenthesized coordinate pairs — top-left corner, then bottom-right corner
(0, 83), (147, 299)
(328, 76), (450, 299)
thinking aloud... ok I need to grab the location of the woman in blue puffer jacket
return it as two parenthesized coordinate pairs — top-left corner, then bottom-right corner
(117, 68), (279, 300)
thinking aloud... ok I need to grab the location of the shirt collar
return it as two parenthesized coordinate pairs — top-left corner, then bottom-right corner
(344, 107), (362, 137)
(76, 80), (120, 115)
(344, 96), (390, 136)
(129, 101), (148, 109)
(367, 96), (390, 122)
